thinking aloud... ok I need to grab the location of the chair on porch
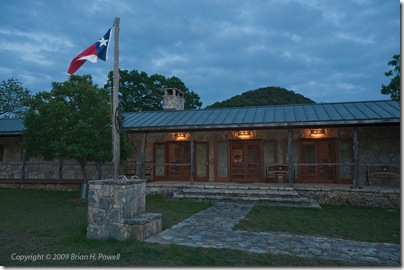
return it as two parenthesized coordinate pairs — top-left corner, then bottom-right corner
(265, 164), (294, 184)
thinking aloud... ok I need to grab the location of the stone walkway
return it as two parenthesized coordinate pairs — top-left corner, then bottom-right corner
(145, 202), (400, 266)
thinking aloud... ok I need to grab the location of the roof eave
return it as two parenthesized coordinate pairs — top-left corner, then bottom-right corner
(124, 119), (400, 132)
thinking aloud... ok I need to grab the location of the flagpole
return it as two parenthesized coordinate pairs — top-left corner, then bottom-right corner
(112, 17), (120, 179)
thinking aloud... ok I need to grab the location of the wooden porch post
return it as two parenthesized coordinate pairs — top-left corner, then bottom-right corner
(287, 129), (293, 187)
(353, 128), (359, 189)
(140, 133), (146, 178)
(190, 134), (194, 185)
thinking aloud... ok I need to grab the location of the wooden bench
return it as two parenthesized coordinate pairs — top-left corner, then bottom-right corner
(366, 165), (400, 186)
(266, 164), (292, 183)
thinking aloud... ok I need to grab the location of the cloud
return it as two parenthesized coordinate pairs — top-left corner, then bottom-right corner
(0, 0), (398, 107)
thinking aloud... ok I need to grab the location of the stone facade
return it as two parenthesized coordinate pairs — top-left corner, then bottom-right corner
(0, 125), (399, 187)
(127, 125), (400, 186)
(87, 178), (162, 241)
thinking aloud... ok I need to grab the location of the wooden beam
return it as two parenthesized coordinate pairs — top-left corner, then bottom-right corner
(112, 17), (120, 178)
(190, 135), (194, 184)
(140, 133), (146, 178)
(287, 129), (293, 187)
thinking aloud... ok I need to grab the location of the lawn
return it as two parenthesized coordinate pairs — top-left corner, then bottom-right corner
(0, 188), (398, 266)
(235, 204), (400, 244)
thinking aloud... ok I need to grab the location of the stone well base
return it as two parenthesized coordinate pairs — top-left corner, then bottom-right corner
(125, 213), (162, 241)
(87, 178), (162, 241)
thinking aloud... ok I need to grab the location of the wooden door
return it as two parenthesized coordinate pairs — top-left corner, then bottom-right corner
(299, 139), (336, 183)
(168, 142), (190, 181)
(230, 141), (262, 182)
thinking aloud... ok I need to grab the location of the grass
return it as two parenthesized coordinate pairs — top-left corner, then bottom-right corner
(0, 188), (397, 267)
(234, 204), (400, 244)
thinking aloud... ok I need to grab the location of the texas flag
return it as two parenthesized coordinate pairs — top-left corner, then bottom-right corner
(67, 28), (112, 75)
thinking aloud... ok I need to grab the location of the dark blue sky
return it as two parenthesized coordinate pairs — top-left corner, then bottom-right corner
(0, 0), (399, 107)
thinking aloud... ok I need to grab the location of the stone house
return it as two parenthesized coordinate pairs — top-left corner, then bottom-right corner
(0, 89), (400, 188)
(124, 89), (400, 188)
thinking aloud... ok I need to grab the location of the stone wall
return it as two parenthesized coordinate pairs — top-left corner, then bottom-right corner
(0, 161), (115, 181)
(0, 182), (81, 192)
(295, 186), (400, 209)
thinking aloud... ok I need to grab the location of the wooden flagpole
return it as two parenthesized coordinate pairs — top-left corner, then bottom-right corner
(112, 17), (120, 178)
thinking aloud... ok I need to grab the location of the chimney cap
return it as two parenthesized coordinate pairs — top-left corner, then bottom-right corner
(164, 88), (184, 98)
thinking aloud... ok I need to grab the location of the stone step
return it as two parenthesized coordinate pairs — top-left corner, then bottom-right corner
(180, 187), (299, 197)
(170, 184), (321, 208)
(173, 193), (320, 208)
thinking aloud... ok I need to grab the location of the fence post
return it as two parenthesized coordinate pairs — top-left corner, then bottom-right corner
(353, 128), (359, 188)
(58, 158), (63, 180)
(20, 148), (27, 182)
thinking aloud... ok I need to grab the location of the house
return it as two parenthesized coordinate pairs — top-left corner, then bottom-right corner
(0, 88), (400, 189)
(124, 89), (400, 188)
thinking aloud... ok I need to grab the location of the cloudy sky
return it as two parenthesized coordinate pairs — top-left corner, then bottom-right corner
(0, 0), (399, 107)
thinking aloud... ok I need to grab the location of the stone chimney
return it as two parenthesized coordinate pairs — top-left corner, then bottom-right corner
(163, 88), (185, 110)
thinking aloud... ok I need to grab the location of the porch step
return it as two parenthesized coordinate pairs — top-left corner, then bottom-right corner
(172, 185), (321, 208)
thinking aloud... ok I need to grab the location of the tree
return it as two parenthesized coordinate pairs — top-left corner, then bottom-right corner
(105, 69), (202, 112)
(23, 75), (134, 183)
(0, 78), (31, 118)
(381, 54), (400, 101)
(207, 86), (315, 108)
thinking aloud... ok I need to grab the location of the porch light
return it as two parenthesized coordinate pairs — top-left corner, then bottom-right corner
(174, 132), (188, 140)
(310, 128), (326, 138)
(310, 128), (326, 135)
(237, 130), (251, 139)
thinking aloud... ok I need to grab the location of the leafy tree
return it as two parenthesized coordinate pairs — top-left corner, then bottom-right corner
(105, 69), (202, 112)
(0, 78), (32, 118)
(207, 86), (315, 108)
(381, 54), (400, 101)
(23, 75), (134, 183)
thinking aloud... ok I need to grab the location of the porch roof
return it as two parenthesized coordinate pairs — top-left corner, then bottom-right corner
(0, 100), (400, 135)
(123, 100), (400, 132)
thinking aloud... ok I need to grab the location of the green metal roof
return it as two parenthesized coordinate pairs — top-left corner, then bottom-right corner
(0, 118), (24, 135)
(0, 100), (400, 135)
(123, 100), (400, 132)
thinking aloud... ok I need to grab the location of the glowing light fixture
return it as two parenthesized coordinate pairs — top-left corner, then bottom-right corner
(237, 130), (251, 139)
(310, 128), (326, 135)
(174, 132), (187, 140)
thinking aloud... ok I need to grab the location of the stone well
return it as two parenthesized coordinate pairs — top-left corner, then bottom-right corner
(87, 178), (162, 241)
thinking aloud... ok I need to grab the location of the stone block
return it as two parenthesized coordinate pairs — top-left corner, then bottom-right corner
(99, 197), (111, 210)
(125, 213), (163, 241)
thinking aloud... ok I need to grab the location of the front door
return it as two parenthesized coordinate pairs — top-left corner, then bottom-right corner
(168, 142), (190, 181)
(230, 141), (262, 182)
(299, 139), (336, 183)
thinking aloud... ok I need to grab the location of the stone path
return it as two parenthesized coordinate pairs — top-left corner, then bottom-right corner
(145, 202), (400, 266)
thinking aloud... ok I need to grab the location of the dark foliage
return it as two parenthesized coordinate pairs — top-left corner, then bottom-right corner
(206, 86), (315, 108)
